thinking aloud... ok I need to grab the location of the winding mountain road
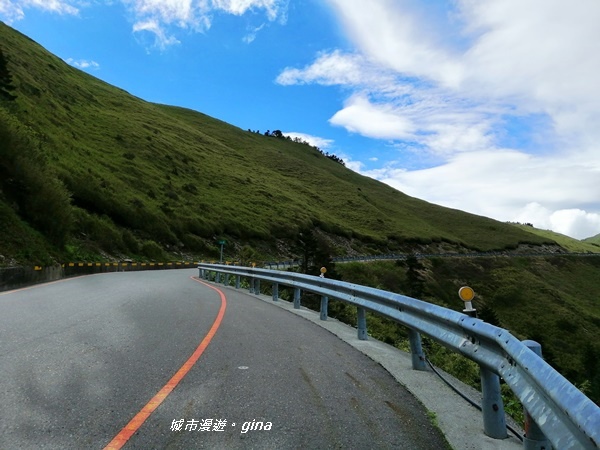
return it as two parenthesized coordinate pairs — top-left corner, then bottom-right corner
(0, 269), (449, 449)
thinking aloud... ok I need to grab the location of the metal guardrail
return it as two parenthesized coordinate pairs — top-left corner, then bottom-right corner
(198, 263), (599, 450)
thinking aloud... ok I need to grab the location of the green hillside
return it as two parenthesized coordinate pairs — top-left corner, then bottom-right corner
(583, 233), (600, 246)
(0, 22), (562, 265)
(511, 224), (600, 253)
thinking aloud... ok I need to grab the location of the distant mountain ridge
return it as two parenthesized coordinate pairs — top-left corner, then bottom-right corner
(0, 22), (593, 265)
(583, 233), (600, 246)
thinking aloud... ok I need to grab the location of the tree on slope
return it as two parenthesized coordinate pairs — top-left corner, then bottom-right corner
(0, 48), (16, 102)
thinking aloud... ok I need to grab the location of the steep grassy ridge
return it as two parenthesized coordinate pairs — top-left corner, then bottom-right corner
(0, 22), (566, 264)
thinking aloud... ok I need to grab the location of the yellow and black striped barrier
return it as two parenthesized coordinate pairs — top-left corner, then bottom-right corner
(2, 261), (243, 292)
(31, 261), (246, 275)
(40, 261), (202, 274)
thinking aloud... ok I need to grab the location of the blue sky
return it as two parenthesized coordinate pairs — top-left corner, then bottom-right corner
(2, 0), (600, 239)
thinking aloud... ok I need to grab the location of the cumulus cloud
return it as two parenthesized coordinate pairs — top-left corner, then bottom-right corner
(277, 0), (600, 239)
(329, 95), (415, 141)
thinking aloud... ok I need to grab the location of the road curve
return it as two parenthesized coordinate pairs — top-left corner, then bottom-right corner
(0, 269), (448, 449)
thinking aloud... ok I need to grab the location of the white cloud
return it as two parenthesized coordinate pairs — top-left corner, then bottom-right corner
(276, 50), (397, 88)
(325, 0), (464, 88)
(65, 58), (100, 70)
(242, 23), (265, 43)
(122, 0), (287, 48)
(329, 95), (415, 141)
(212, 0), (284, 21)
(132, 17), (182, 49)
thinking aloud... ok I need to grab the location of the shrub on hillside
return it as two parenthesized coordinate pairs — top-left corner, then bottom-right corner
(180, 233), (208, 253)
(141, 240), (167, 260)
(0, 108), (72, 245)
(72, 208), (125, 253)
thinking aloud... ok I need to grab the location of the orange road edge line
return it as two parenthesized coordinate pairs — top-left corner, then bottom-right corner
(103, 276), (227, 450)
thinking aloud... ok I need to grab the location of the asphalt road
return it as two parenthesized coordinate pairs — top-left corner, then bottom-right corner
(0, 269), (449, 449)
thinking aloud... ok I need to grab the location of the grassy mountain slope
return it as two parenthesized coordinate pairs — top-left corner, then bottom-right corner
(0, 22), (566, 264)
(583, 233), (600, 246)
(511, 224), (600, 253)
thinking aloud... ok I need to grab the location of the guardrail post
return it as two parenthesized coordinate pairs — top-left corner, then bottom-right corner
(235, 275), (240, 289)
(522, 340), (551, 449)
(408, 329), (427, 371)
(255, 279), (260, 295)
(293, 288), (301, 309)
(214, 271), (220, 283)
(248, 277), (254, 294)
(272, 283), (278, 301)
(357, 307), (367, 340)
(224, 273), (230, 286)
(320, 296), (328, 320)
(480, 366), (507, 439)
